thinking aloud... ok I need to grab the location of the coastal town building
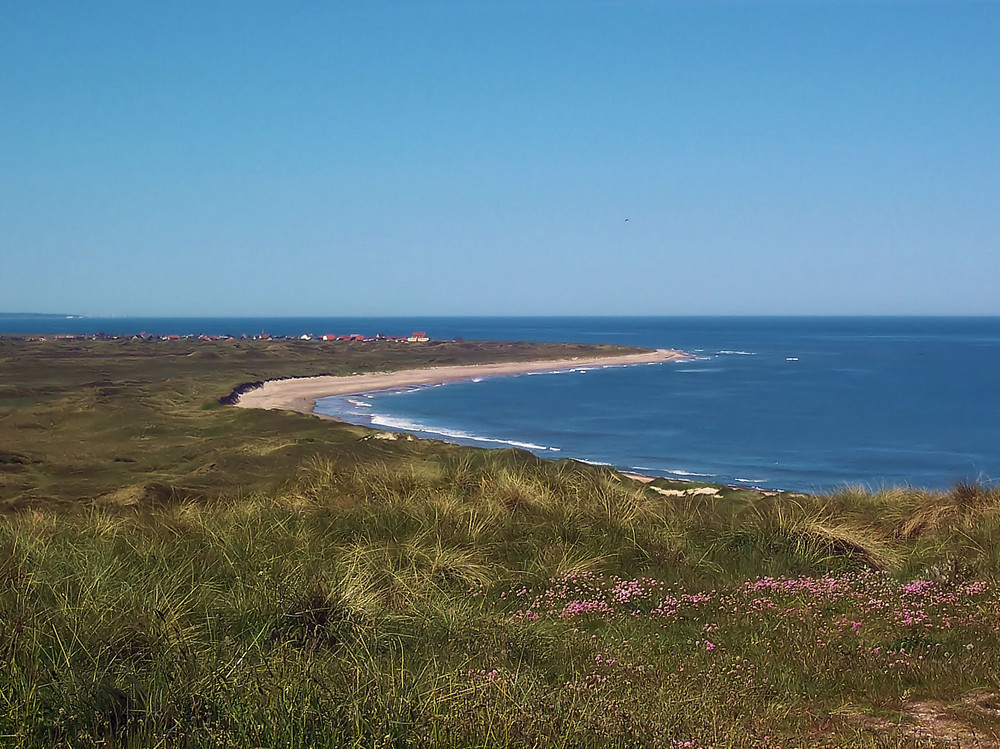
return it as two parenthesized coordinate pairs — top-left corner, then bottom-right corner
(10, 330), (433, 344)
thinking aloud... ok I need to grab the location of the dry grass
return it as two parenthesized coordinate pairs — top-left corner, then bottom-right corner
(3, 338), (999, 746)
(2, 458), (1000, 747)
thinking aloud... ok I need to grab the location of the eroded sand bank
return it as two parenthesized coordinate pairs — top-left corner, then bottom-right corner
(233, 349), (687, 416)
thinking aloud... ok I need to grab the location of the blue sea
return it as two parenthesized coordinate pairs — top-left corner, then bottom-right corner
(5, 316), (998, 492)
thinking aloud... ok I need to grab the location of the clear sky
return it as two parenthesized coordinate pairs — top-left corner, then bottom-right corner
(2, 1), (998, 317)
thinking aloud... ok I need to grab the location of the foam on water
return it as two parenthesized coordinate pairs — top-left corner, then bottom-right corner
(290, 317), (1000, 492)
(369, 414), (560, 452)
(383, 387), (423, 396)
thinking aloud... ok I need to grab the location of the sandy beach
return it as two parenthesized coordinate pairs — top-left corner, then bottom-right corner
(233, 349), (687, 417)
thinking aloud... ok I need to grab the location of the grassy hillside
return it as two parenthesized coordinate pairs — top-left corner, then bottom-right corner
(0, 337), (639, 509)
(1, 340), (998, 747)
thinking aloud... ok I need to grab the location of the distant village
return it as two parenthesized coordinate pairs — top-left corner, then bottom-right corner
(11, 331), (433, 343)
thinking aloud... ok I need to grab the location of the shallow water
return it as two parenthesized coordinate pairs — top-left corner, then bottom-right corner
(316, 317), (1000, 492)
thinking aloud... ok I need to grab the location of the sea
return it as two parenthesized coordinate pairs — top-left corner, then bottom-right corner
(5, 316), (999, 493)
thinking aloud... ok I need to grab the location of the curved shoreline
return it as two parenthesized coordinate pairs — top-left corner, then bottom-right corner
(232, 348), (688, 416)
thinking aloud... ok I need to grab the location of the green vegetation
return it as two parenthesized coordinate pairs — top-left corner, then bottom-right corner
(0, 337), (638, 510)
(1, 340), (998, 747)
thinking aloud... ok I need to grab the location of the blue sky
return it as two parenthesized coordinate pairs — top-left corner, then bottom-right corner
(2, 1), (998, 316)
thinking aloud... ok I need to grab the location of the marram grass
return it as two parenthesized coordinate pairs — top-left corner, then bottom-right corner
(2, 453), (999, 747)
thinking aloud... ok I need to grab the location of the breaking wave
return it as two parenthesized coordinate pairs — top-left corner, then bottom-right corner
(370, 414), (560, 452)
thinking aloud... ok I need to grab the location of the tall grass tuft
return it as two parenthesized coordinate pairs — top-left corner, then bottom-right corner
(897, 481), (1000, 540)
(784, 515), (902, 571)
(3, 454), (999, 747)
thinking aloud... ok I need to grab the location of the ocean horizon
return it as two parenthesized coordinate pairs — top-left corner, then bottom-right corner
(7, 315), (999, 493)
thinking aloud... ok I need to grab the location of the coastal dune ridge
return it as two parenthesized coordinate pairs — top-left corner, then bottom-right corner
(233, 348), (688, 416)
